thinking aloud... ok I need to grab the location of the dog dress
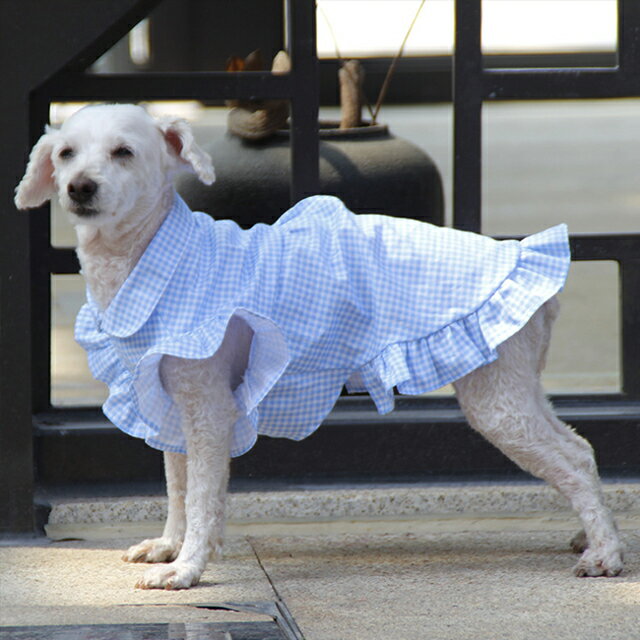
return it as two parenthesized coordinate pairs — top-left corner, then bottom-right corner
(75, 194), (570, 456)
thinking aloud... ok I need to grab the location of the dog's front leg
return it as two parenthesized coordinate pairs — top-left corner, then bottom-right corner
(123, 451), (187, 563)
(136, 355), (237, 590)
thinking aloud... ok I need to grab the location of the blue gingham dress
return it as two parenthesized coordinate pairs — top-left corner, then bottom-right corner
(75, 194), (570, 457)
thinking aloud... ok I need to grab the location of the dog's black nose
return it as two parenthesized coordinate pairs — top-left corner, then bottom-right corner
(68, 178), (98, 204)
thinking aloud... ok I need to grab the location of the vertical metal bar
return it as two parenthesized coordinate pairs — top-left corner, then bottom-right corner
(620, 261), (640, 397)
(453, 0), (483, 232)
(30, 94), (53, 414)
(618, 0), (640, 75)
(0, 103), (35, 533)
(287, 0), (320, 203)
(619, 1), (640, 398)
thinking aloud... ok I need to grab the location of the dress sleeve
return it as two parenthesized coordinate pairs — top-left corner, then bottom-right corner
(75, 303), (127, 387)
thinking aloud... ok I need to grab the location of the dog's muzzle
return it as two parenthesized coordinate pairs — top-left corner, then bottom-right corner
(68, 178), (98, 203)
(67, 178), (99, 216)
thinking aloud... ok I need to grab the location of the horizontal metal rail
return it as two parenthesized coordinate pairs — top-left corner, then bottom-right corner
(42, 70), (295, 102)
(33, 395), (640, 435)
(484, 68), (640, 100)
(33, 395), (640, 483)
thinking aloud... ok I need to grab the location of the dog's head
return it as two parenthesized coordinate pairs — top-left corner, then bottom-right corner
(14, 103), (215, 226)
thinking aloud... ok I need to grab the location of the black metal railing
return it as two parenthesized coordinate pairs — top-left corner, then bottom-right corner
(2, 0), (640, 534)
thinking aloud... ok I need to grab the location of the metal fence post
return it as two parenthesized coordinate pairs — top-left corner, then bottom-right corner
(453, 0), (483, 232)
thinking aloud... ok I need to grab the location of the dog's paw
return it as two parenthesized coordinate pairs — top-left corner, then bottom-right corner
(123, 537), (182, 564)
(573, 545), (624, 577)
(135, 561), (202, 590)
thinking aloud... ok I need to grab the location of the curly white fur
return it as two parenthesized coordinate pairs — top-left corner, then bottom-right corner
(15, 104), (623, 589)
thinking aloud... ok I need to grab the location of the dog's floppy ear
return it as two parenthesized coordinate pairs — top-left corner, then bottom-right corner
(158, 117), (216, 185)
(15, 126), (58, 209)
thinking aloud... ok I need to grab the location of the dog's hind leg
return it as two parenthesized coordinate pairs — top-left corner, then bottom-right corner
(453, 302), (623, 577)
(136, 355), (237, 590)
(123, 451), (187, 563)
(532, 387), (623, 569)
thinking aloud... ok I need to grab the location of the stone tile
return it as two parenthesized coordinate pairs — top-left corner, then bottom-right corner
(252, 528), (640, 640)
(0, 537), (275, 627)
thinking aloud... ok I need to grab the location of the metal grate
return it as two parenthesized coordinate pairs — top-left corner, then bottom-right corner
(0, 622), (288, 640)
(0, 601), (304, 640)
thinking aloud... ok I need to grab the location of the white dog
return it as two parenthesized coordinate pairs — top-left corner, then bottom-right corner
(16, 104), (623, 589)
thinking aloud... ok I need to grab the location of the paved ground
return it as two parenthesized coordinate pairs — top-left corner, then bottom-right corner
(2, 507), (639, 639)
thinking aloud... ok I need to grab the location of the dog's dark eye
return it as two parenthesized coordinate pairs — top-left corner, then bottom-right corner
(59, 147), (74, 160)
(112, 146), (133, 159)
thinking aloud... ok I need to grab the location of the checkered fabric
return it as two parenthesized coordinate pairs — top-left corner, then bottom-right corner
(75, 194), (570, 457)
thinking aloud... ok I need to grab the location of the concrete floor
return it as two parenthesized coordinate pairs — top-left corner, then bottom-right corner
(2, 509), (639, 639)
(1, 481), (637, 639)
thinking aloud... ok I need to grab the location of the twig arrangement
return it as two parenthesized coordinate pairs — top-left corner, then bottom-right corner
(371, 0), (427, 123)
(320, 0), (427, 125)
